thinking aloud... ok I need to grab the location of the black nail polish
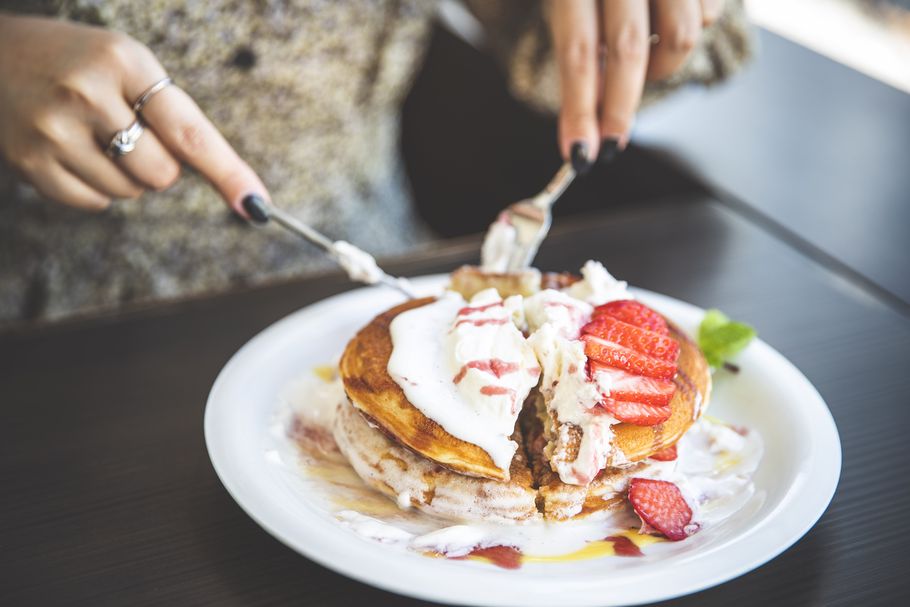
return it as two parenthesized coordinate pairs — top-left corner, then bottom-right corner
(598, 138), (621, 164)
(242, 194), (270, 224)
(570, 141), (592, 175)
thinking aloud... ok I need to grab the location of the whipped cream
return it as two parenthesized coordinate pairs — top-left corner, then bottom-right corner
(480, 213), (517, 273)
(333, 240), (384, 284)
(336, 510), (414, 545)
(387, 290), (540, 472)
(524, 288), (593, 338)
(528, 323), (618, 485)
(566, 260), (631, 305)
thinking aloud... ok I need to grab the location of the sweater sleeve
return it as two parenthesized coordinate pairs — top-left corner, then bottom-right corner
(462, 0), (753, 114)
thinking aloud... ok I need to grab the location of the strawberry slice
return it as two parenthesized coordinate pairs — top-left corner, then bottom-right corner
(593, 300), (669, 335)
(589, 362), (677, 406)
(649, 444), (678, 461)
(582, 335), (676, 380)
(599, 398), (671, 426)
(582, 316), (680, 362)
(628, 478), (695, 541)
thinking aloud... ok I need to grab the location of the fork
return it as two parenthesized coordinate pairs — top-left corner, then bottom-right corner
(482, 161), (576, 272)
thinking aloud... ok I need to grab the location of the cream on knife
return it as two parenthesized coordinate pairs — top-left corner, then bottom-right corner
(241, 194), (417, 298)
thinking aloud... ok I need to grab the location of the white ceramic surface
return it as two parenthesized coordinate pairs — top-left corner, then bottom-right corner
(204, 275), (841, 607)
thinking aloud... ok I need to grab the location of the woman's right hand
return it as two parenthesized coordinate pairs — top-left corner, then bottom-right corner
(0, 15), (268, 213)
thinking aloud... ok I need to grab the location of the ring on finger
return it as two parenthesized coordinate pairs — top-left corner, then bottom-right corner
(132, 76), (173, 115)
(106, 120), (144, 157)
(648, 33), (661, 45)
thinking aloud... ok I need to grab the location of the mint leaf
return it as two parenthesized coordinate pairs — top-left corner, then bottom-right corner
(698, 309), (756, 369)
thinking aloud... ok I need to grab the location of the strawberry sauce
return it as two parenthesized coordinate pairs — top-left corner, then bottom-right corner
(453, 545), (523, 569)
(453, 317), (509, 329)
(605, 535), (644, 557)
(457, 301), (504, 316)
(453, 359), (521, 383)
(480, 385), (516, 397)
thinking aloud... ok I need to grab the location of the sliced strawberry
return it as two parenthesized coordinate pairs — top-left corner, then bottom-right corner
(582, 316), (680, 362)
(628, 478), (695, 541)
(582, 335), (676, 380)
(599, 399), (671, 426)
(593, 300), (669, 335)
(649, 444), (678, 461)
(589, 362), (677, 406)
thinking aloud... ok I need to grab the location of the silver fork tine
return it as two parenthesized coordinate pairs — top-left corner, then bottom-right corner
(504, 161), (576, 271)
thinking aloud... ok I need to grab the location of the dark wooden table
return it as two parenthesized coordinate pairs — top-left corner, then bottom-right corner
(2, 193), (909, 606)
(636, 29), (910, 309)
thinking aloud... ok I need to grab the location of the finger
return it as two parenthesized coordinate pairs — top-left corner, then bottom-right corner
(599, 0), (650, 147)
(136, 84), (268, 214)
(647, 0), (703, 82)
(90, 94), (182, 193)
(700, 0), (724, 27)
(549, 0), (600, 172)
(23, 160), (111, 211)
(59, 127), (145, 200)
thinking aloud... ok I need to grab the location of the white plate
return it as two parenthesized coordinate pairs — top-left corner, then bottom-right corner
(204, 275), (841, 607)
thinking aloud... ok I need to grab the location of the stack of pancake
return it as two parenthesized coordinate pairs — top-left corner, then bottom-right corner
(335, 267), (711, 522)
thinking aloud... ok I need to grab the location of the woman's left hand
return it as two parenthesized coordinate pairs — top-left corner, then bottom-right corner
(549, 0), (723, 171)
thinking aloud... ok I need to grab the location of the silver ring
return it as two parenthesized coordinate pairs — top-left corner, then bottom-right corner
(648, 33), (661, 46)
(107, 120), (144, 157)
(132, 77), (173, 114)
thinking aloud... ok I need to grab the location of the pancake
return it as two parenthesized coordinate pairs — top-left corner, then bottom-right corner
(448, 265), (583, 299)
(334, 392), (650, 522)
(448, 266), (541, 299)
(340, 293), (709, 486)
(333, 398), (541, 523)
(340, 297), (510, 481)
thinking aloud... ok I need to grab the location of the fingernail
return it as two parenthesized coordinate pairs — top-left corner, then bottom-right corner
(570, 141), (593, 175)
(241, 194), (270, 224)
(598, 138), (621, 164)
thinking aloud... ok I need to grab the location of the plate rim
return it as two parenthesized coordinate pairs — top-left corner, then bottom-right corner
(204, 275), (842, 606)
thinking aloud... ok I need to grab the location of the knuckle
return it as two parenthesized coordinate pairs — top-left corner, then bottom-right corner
(175, 123), (208, 156)
(558, 37), (597, 73)
(608, 23), (648, 63)
(51, 78), (98, 113)
(150, 161), (181, 191)
(98, 31), (146, 71)
(32, 112), (69, 146)
(666, 24), (699, 54)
